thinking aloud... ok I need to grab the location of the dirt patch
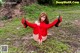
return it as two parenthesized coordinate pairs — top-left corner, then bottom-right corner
(72, 19), (80, 26)
(0, 4), (24, 20)
(0, 21), (4, 27)
(47, 23), (80, 53)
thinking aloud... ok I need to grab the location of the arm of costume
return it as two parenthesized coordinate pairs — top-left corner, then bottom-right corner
(46, 19), (58, 29)
(21, 18), (37, 28)
(25, 20), (37, 28)
(46, 17), (62, 29)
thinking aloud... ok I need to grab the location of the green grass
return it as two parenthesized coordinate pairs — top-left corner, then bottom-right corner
(0, 4), (80, 53)
(22, 4), (80, 20)
(31, 38), (71, 53)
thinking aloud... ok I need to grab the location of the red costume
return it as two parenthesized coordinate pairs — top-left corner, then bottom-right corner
(21, 16), (62, 41)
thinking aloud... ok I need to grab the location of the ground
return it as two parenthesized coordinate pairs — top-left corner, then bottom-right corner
(0, 4), (80, 53)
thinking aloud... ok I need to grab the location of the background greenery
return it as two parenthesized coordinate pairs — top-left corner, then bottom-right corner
(0, 0), (80, 53)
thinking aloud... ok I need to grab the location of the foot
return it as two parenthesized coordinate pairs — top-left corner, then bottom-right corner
(38, 40), (42, 45)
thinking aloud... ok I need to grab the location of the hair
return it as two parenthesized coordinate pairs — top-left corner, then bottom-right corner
(39, 12), (49, 24)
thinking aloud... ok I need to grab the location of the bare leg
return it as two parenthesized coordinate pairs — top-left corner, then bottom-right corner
(42, 36), (47, 41)
(33, 34), (47, 45)
(38, 36), (47, 45)
(33, 34), (38, 42)
(38, 39), (42, 45)
(33, 34), (42, 45)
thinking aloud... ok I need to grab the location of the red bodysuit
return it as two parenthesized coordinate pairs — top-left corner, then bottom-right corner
(21, 17), (62, 41)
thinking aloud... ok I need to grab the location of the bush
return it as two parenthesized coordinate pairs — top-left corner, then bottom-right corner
(37, 0), (55, 5)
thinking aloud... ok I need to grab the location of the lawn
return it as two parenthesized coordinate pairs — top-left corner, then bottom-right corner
(0, 4), (80, 53)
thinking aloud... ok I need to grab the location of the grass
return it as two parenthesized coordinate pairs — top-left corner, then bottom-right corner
(30, 38), (70, 53)
(0, 4), (80, 53)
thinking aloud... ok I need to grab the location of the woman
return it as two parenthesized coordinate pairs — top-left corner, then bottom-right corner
(21, 12), (62, 45)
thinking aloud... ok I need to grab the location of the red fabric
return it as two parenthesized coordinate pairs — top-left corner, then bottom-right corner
(21, 17), (62, 41)
(21, 18), (27, 28)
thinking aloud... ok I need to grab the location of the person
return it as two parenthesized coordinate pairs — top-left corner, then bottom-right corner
(21, 12), (62, 45)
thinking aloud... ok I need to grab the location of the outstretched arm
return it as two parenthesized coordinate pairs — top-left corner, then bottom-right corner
(25, 20), (37, 28)
(46, 16), (62, 29)
(21, 18), (37, 28)
(46, 19), (58, 29)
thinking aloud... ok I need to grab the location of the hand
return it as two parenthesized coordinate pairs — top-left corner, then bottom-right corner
(58, 15), (62, 22)
(55, 15), (62, 27)
(21, 18), (28, 28)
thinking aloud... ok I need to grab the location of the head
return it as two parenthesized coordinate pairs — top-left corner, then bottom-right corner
(39, 12), (49, 24)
